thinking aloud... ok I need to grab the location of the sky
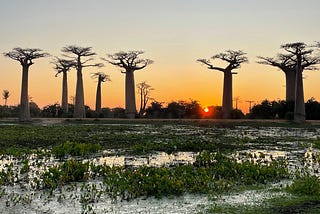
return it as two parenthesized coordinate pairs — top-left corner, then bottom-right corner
(0, 0), (319, 113)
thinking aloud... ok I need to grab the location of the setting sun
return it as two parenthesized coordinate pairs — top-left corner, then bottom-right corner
(204, 107), (209, 113)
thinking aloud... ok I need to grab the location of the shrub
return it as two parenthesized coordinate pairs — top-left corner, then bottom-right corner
(287, 175), (320, 196)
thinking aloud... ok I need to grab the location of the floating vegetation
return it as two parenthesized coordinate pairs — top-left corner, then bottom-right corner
(0, 122), (320, 213)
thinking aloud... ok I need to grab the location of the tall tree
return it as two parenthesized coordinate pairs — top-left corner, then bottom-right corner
(3, 48), (49, 121)
(105, 51), (153, 119)
(53, 57), (76, 113)
(281, 42), (319, 123)
(258, 47), (319, 103)
(197, 50), (248, 118)
(137, 81), (153, 117)
(62, 45), (103, 118)
(2, 90), (10, 106)
(91, 72), (110, 114)
(257, 54), (296, 102)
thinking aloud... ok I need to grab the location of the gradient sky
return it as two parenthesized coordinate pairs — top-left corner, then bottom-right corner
(0, 0), (319, 113)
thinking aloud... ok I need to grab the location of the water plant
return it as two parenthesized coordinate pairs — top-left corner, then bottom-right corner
(52, 141), (101, 159)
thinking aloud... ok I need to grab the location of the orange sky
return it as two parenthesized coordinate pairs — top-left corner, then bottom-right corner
(0, 1), (319, 113)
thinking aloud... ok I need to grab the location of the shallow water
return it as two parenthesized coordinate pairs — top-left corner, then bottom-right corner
(1, 124), (320, 213)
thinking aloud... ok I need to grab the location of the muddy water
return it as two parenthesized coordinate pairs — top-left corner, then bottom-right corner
(1, 125), (320, 213)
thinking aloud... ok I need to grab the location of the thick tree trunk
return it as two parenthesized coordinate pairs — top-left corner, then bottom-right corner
(285, 70), (296, 102)
(95, 80), (102, 113)
(125, 70), (136, 119)
(294, 60), (305, 123)
(73, 64), (85, 118)
(61, 71), (68, 113)
(222, 70), (233, 119)
(19, 65), (31, 122)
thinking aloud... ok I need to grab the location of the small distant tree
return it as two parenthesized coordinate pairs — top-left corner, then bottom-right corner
(105, 51), (153, 118)
(198, 50), (248, 118)
(137, 81), (154, 117)
(166, 101), (186, 118)
(184, 99), (202, 119)
(3, 48), (49, 121)
(2, 90), (10, 106)
(52, 57), (76, 113)
(42, 103), (63, 117)
(62, 45), (103, 118)
(145, 101), (163, 118)
(91, 72), (110, 114)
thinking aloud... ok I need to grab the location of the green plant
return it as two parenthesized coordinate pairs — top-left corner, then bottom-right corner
(287, 175), (320, 196)
(52, 141), (101, 158)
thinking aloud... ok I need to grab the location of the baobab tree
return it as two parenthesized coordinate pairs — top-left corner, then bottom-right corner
(2, 90), (10, 106)
(53, 57), (76, 113)
(281, 42), (319, 123)
(62, 45), (103, 118)
(197, 50), (248, 119)
(137, 81), (154, 117)
(91, 72), (110, 114)
(257, 54), (296, 102)
(258, 46), (319, 103)
(105, 51), (153, 119)
(3, 48), (49, 121)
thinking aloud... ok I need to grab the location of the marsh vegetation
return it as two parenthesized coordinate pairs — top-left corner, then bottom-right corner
(1, 120), (320, 213)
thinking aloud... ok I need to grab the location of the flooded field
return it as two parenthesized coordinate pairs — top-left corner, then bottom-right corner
(1, 121), (320, 213)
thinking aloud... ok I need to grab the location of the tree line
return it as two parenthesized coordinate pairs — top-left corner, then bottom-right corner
(1, 42), (320, 123)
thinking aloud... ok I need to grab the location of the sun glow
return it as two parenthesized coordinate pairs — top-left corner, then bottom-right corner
(203, 107), (209, 113)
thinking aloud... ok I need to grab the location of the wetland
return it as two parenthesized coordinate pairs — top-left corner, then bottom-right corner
(1, 119), (320, 213)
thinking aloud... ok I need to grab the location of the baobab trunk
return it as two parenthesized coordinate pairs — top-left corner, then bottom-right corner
(285, 71), (296, 102)
(74, 65), (85, 118)
(222, 71), (233, 119)
(125, 70), (136, 119)
(61, 71), (68, 113)
(294, 60), (305, 123)
(20, 66), (31, 122)
(95, 80), (102, 113)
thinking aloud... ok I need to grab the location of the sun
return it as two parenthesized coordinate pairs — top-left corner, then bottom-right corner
(204, 107), (209, 113)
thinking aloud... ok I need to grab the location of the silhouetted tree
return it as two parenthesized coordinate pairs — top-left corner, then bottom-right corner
(305, 98), (320, 120)
(111, 107), (126, 118)
(230, 109), (245, 119)
(29, 101), (41, 117)
(249, 99), (294, 120)
(105, 51), (153, 119)
(62, 45), (103, 118)
(258, 44), (319, 103)
(3, 48), (49, 121)
(91, 72), (110, 114)
(281, 43), (319, 123)
(184, 99), (202, 118)
(2, 90), (10, 106)
(42, 103), (63, 117)
(145, 101), (163, 118)
(137, 81), (153, 117)
(53, 57), (76, 113)
(250, 100), (273, 119)
(257, 55), (296, 102)
(198, 50), (248, 119)
(166, 101), (186, 118)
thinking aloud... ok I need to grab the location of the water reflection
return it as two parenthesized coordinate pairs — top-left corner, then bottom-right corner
(94, 151), (197, 167)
